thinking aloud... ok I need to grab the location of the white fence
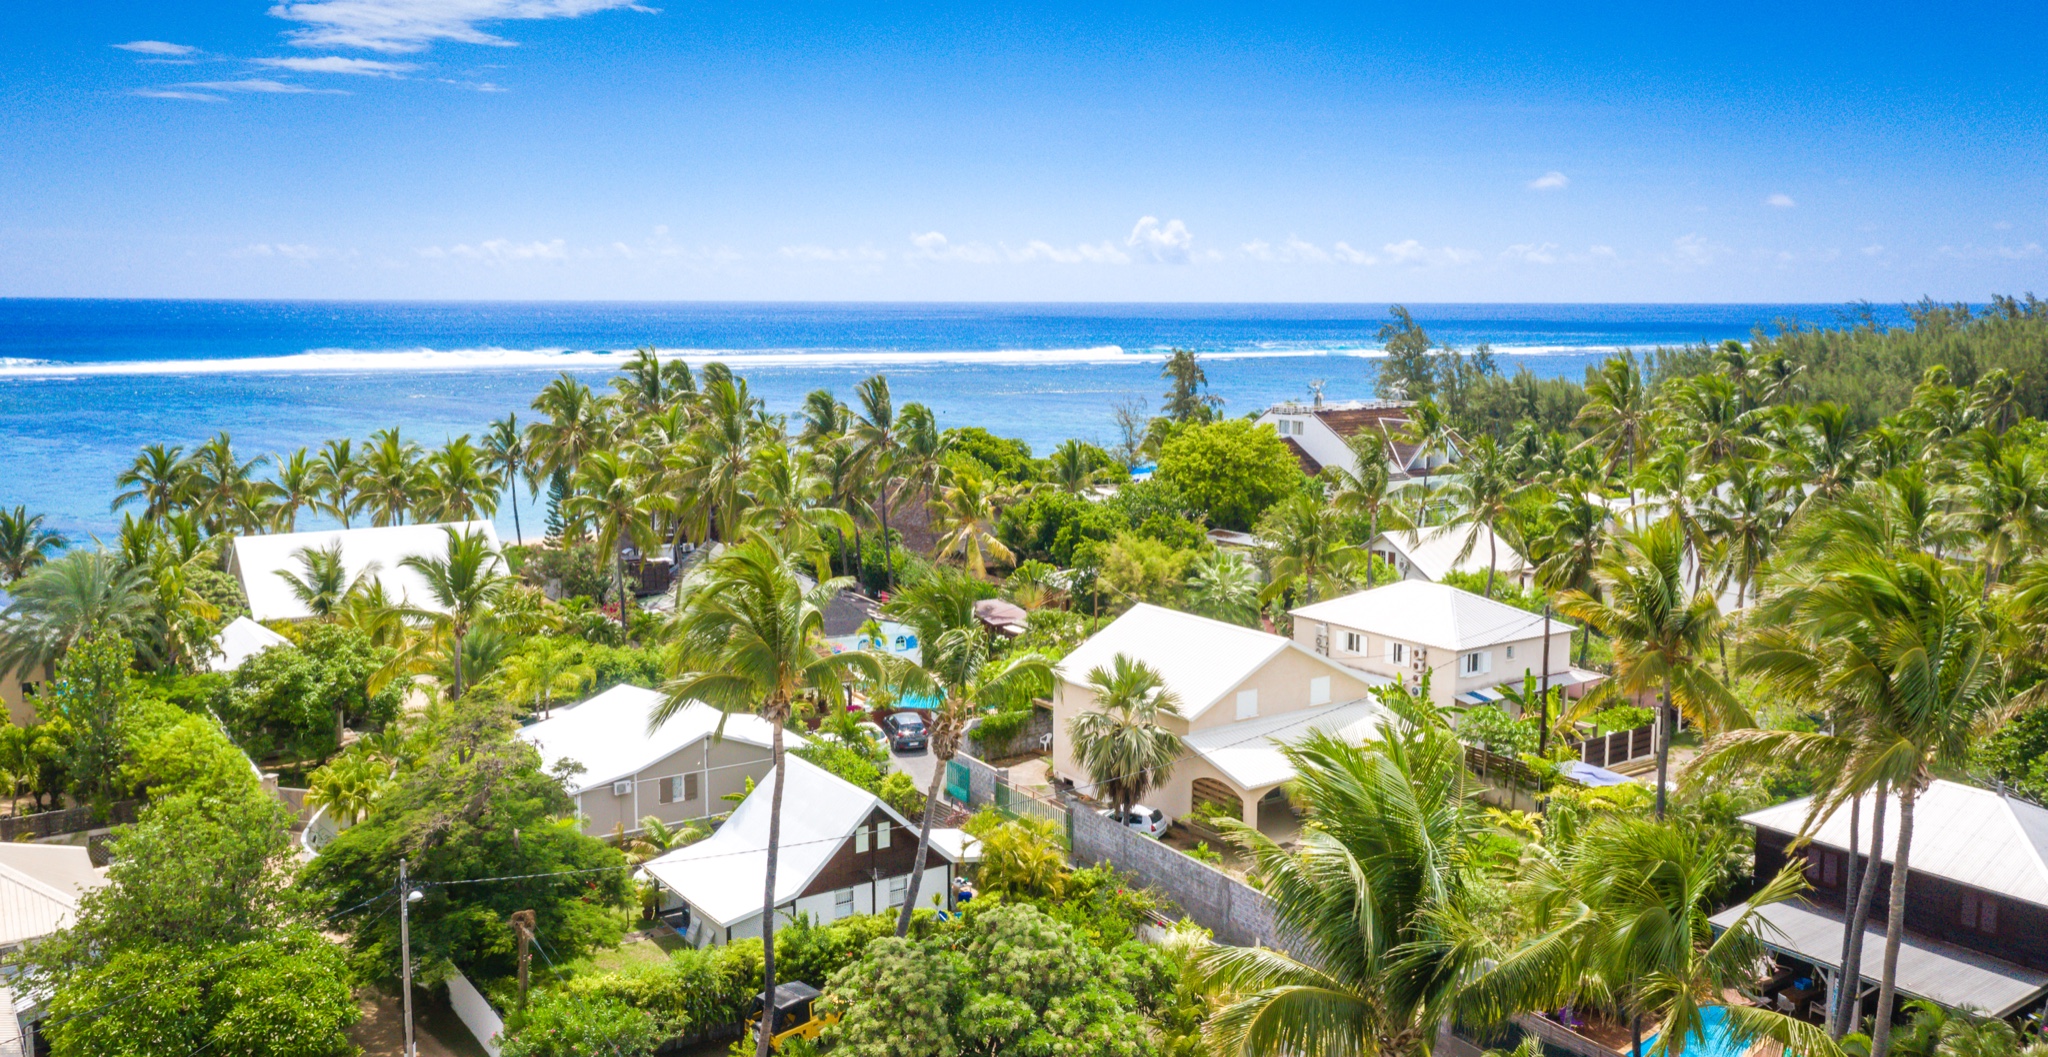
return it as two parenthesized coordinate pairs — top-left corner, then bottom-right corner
(446, 970), (505, 1057)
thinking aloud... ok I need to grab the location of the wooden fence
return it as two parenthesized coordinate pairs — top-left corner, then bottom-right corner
(1569, 722), (1657, 769)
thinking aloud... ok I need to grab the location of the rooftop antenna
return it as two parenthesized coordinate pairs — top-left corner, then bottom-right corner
(1309, 379), (1326, 409)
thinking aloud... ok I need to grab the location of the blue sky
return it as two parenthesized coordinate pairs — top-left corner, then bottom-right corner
(4, 1), (2046, 302)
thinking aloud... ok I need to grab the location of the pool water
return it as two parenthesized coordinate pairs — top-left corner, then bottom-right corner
(1642, 1007), (1751, 1057)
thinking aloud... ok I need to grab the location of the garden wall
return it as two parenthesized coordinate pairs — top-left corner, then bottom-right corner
(447, 970), (505, 1057)
(964, 704), (1054, 761)
(1067, 802), (1303, 958)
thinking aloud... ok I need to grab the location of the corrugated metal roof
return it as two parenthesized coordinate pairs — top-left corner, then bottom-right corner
(1055, 604), (1287, 720)
(1712, 898), (2048, 1018)
(516, 684), (794, 796)
(1292, 580), (1572, 652)
(1741, 780), (2048, 907)
(1182, 698), (1390, 790)
(232, 520), (504, 622)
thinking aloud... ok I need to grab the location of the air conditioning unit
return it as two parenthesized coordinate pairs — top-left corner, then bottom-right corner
(613, 780), (633, 797)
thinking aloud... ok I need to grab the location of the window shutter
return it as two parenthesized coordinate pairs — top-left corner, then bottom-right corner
(1310, 676), (1331, 706)
(1481, 651), (1492, 674)
(1982, 897), (1999, 934)
(855, 827), (869, 854)
(877, 820), (892, 849)
(684, 772), (700, 802)
(1236, 689), (1259, 719)
(657, 777), (675, 805)
(1962, 891), (1979, 928)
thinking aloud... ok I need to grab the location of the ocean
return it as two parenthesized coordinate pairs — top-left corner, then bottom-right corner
(0, 300), (1905, 543)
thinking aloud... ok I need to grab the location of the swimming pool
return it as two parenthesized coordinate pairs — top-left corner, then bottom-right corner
(1642, 1006), (1751, 1057)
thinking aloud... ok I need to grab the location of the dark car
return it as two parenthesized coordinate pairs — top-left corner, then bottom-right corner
(883, 711), (929, 753)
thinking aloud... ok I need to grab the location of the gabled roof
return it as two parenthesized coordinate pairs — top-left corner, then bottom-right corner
(1182, 698), (1390, 790)
(643, 756), (926, 928)
(1292, 580), (1572, 652)
(232, 520), (504, 622)
(0, 844), (107, 948)
(516, 684), (794, 796)
(208, 615), (291, 674)
(1742, 780), (2048, 907)
(1055, 603), (1367, 721)
(1371, 525), (1526, 582)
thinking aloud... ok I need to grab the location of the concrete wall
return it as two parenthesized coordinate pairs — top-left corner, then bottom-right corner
(446, 969), (505, 1057)
(573, 734), (778, 838)
(1068, 802), (1301, 957)
(966, 704), (1054, 762)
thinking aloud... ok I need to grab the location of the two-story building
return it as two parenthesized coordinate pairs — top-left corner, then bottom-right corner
(1722, 781), (2048, 1023)
(518, 684), (790, 839)
(1050, 603), (1387, 832)
(1288, 581), (1593, 713)
(1252, 397), (1456, 483)
(1367, 525), (1530, 589)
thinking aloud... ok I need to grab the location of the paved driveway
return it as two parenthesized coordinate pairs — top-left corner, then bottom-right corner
(885, 743), (939, 799)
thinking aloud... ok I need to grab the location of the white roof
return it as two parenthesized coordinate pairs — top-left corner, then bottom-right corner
(642, 756), (919, 929)
(928, 828), (981, 864)
(1057, 603), (1362, 721)
(516, 684), (793, 796)
(1742, 780), (2048, 907)
(1292, 580), (1573, 652)
(0, 844), (107, 948)
(1373, 525), (1526, 582)
(208, 615), (292, 674)
(1182, 697), (1391, 790)
(231, 520), (503, 622)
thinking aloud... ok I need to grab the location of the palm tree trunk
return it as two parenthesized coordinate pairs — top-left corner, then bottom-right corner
(1655, 673), (1672, 820)
(1869, 785), (1915, 1057)
(615, 545), (632, 628)
(1366, 511), (1378, 587)
(1836, 789), (1886, 1039)
(1828, 796), (1862, 1036)
(878, 484), (895, 592)
(896, 747), (951, 937)
(509, 483), (523, 545)
(453, 629), (466, 699)
(1486, 532), (1498, 598)
(757, 716), (787, 1057)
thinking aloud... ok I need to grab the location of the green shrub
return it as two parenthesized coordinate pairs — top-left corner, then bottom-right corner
(879, 771), (926, 818)
(1456, 704), (1537, 757)
(501, 991), (666, 1057)
(1586, 704), (1655, 735)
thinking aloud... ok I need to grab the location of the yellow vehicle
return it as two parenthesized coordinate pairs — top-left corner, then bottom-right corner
(750, 982), (839, 1051)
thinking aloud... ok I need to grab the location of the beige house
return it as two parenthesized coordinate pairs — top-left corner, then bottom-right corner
(1368, 525), (1530, 588)
(0, 666), (42, 728)
(1289, 581), (1599, 713)
(517, 684), (793, 838)
(1051, 604), (1386, 832)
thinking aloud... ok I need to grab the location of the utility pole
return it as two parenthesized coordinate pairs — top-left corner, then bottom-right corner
(509, 910), (537, 1008)
(400, 858), (419, 1057)
(1538, 604), (1553, 756)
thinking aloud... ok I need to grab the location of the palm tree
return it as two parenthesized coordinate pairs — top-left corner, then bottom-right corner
(315, 438), (366, 528)
(112, 443), (192, 519)
(0, 508), (65, 585)
(305, 749), (393, 827)
(623, 816), (707, 863)
(423, 435), (502, 523)
(358, 428), (424, 527)
(268, 447), (324, 532)
(611, 347), (688, 415)
(1258, 491), (1365, 606)
(1441, 434), (1520, 596)
(669, 373), (761, 544)
(888, 626), (1052, 936)
(851, 375), (907, 591)
(491, 638), (594, 719)
(1183, 549), (1261, 626)
(1325, 438), (1402, 587)
(1161, 349), (1221, 423)
(527, 373), (610, 487)
(397, 527), (511, 699)
(0, 550), (158, 677)
(1067, 654), (1184, 822)
(187, 433), (272, 536)
(1399, 398), (1458, 494)
(1576, 353), (1652, 507)
(567, 448), (659, 624)
(275, 542), (378, 619)
(1557, 517), (1742, 818)
(483, 415), (534, 545)
(798, 388), (850, 449)
(1047, 439), (1100, 495)
(740, 442), (854, 564)
(652, 537), (880, 1057)
(1461, 816), (1832, 1057)
(929, 469), (1016, 579)
(1197, 701), (1485, 1057)
(1950, 432), (2048, 595)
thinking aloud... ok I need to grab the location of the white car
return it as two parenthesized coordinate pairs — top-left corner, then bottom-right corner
(1099, 805), (1172, 839)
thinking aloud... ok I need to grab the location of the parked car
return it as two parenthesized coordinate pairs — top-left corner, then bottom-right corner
(883, 711), (929, 753)
(1098, 805), (1171, 839)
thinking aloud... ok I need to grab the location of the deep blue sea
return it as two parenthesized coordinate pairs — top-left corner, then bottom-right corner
(0, 300), (1909, 543)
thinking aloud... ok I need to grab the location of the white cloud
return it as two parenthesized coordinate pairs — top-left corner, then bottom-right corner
(1936, 243), (2045, 261)
(115, 40), (199, 55)
(132, 88), (224, 101)
(907, 232), (999, 264)
(1500, 242), (1560, 265)
(1527, 171), (1569, 191)
(1766, 193), (1796, 208)
(1994, 220), (2014, 231)
(1127, 216), (1196, 264)
(419, 238), (569, 262)
(268, 0), (653, 54)
(1241, 237), (1337, 264)
(1669, 233), (1729, 267)
(1007, 240), (1129, 265)
(177, 78), (349, 95)
(440, 79), (508, 92)
(1332, 241), (1373, 264)
(1861, 244), (1885, 256)
(780, 244), (888, 264)
(235, 243), (327, 262)
(254, 56), (417, 76)
(1380, 239), (1481, 267)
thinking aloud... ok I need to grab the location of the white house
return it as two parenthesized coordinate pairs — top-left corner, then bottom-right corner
(1050, 603), (1387, 832)
(518, 684), (792, 838)
(0, 843), (107, 956)
(1253, 397), (1456, 483)
(1368, 525), (1529, 587)
(208, 616), (293, 674)
(1289, 581), (1599, 712)
(643, 756), (968, 947)
(229, 520), (504, 623)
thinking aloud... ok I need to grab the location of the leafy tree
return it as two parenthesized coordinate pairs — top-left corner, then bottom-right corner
(998, 490), (1126, 567)
(1155, 419), (1301, 531)
(1090, 533), (1195, 607)
(36, 629), (139, 804)
(944, 427), (1037, 484)
(23, 792), (359, 1057)
(822, 903), (1159, 1057)
(1375, 306), (1438, 402)
(302, 696), (634, 983)
(0, 549), (159, 677)
(500, 992), (665, 1057)
(1161, 349), (1222, 424)
(214, 623), (403, 760)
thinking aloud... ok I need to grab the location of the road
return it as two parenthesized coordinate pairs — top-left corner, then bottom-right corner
(884, 743), (938, 799)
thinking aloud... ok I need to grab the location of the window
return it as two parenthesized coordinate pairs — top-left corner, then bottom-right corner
(876, 820), (892, 849)
(1462, 651), (1490, 676)
(1506, 645), (1516, 660)
(835, 888), (855, 919)
(1344, 631), (1362, 653)
(854, 828), (869, 854)
(888, 875), (909, 907)
(1387, 642), (1406, 665)
(1962, 891), (2000, 935)
(658, 777), (676, 805)
(1309, 676), (1331, 706)
(1803, 851), (1841, 888)
(1236, 689), (1259, 719)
